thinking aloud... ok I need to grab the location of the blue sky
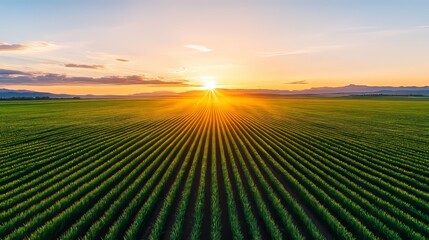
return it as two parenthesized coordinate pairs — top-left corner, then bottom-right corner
(1, 0), (428, 94)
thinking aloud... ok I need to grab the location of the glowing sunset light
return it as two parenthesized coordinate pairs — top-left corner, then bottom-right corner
(203, 80), (217, 90)
(1, 2), (428, 239)
(1, 1), (428, 95)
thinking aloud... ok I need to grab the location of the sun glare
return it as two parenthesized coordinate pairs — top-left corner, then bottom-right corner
(204, 80), (217, 90)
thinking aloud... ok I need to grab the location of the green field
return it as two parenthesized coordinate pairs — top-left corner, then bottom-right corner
(1, 95), (428, 239)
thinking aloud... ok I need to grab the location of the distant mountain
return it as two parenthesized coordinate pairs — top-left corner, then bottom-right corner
(221, 84), (429, 96)
(0, 88), (75, 99)
(0, 88), (181, 99)
(300, 84), (429, 95)
(1, 85), (428, 99)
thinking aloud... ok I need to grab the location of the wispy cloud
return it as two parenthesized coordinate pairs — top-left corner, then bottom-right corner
(285, 80), (308, 84)
(185, 44), (212, 52)
(415, 25), (429, 29)
(83, 52), (130, 63)
(261, 49), (313, 57)
(64, 64), (104, 69)
(0, 68), (194, 86)
(0, 69), (30, 75)
(333, 26), (379, 34)
(261, 25), (428, 58)
(116, 58), (129, 62)
(0, 42), (53, 52)
(334, 25), (429, 37)
(260, 45), (344, 58)
(0, 43), (27, 51)
(173, 67), (187, 74)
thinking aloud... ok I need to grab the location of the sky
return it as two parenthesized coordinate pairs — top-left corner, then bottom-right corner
(1, 0), (428, 95)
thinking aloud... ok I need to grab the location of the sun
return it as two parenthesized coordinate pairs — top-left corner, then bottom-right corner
(203, 80), (217, 90)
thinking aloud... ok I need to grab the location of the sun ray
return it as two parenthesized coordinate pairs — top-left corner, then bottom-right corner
(203, 80), (217, 90)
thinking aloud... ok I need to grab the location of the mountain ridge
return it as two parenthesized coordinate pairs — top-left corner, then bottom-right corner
(1, 84), (429, 99)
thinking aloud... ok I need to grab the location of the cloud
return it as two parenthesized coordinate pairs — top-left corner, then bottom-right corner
(333, 26), (379, 34)
(185, 44), (212, 52)
(0, 42), (52, 52)
(64, 64), (104, 69)
(415, 25), (429, 29)
(173, 67), (187, 74)
(0, 69), (194, 86)
(261, 45), (344, 58)
(0, 43), (27, 51)
(334, 25), (429, 38)
(0, 69), (30, 75)
(116, 58), (129, 62)
(262, 50), (313, 57)
(285, 80), (308, 84)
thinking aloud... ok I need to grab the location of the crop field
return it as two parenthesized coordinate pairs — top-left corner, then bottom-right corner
(0, 93), (428, 240)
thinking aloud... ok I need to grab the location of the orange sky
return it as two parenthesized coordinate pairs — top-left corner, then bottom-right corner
(1, 1), (428, 95)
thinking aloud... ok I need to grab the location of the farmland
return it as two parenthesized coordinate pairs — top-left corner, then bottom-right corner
(0, 92), (428, 240)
